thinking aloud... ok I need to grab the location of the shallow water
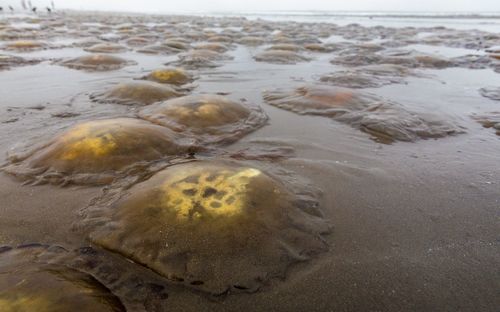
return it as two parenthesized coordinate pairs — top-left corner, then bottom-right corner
(0, 11), (499, 312)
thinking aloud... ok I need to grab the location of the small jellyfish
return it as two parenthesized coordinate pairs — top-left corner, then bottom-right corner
(0, 245), (125, 312)
(168, 49), (233, 69)
(0, 54), (40, 71)
(141, 68), (194, 86)
(238, 36), (265, 46)
(319, 65), (414, 89)
(194, 43), (229, 53)
(83, 160), (330, 295)
(479, 87), (500, 101)
(163, 39), (190, 51)
(266, 44), (303, 52)
(91, 81), (185, 106)
(59, 54), (136, 71)
(472, 113), (500, 136)
(263, 85), (463, 143)
(3, 40), (46, 51)
(207, 35), (232, 43)
(84, 43), (127, 53)
(304, 43), (337, 53)
(254, 50), (311, 64)
(3, 118), (197, 185)
(136, 44), (180, 55)
(124, 36), (153, 47)
(138, 95), (268, 144)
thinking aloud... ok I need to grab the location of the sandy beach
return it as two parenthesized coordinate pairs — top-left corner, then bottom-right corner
(0, 10), (499, 311)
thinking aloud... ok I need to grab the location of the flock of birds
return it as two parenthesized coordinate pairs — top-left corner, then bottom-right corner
(0, 1), (55, 14)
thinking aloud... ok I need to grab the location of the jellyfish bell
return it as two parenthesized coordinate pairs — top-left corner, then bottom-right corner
(193, 42), (229, 53)
(169, 49), (233, 69)
(0, 245), (125, 312)
(3, 118), (198, 185)
(91, 81), (185, 106)
(0, 54), (40, 70)
(263, 85), (463, 143)
(141, 67), (194, 86)
(83, 43), (127, 53)
(254, 50), (311, 64)
(59, 54), (136, 71)
(472, 113), (500, 136)
(3, 40), (46, 51)
(83, 160), (330, 294)
(138, 95), (268, 144)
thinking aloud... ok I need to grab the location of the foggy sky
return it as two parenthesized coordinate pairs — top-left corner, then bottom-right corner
(4, 0), (499, 13)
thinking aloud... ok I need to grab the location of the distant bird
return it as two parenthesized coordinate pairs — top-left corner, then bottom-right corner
(9, 6), (14, 12)
(32, 7), (37, 13)
(0, 7), (3, 12)
(46, 7), (51, 13)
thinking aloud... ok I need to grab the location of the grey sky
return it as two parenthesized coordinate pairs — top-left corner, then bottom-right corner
(6, 0), (500, 13)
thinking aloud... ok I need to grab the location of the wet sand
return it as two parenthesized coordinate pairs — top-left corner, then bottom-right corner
(0, 11), (499, 311)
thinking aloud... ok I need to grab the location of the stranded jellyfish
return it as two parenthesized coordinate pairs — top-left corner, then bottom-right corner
(3, 40), (46, 51)
(84, 43), (127, 53)
(319, 64), (414, 89)
(238, 36), (265, 46)
(84, 160), (330, 294)
(59, 54), (136, 71)
(194, 43), (229, 53)
(254, 50), (311, 64)
(91, 81), (185, 106)
(0, 54), (40, 71)
(0, 245), (125, 312)
(138, 95), (268, 144)
(479, 87), (500, 101)
(168, 49), (233, 69)
(263, 85), (462, 143)
(4, 118), (196, 185)
(267, 44), (303, 52)
(331, 50), (453, 69)
(473, 113), (500, 136)
(141, 67), (194, 86)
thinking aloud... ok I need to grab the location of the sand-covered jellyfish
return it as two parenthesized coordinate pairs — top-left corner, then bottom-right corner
(254, 50), (311, 64)
(3, 118), (197, 185)
(207, 35), (232, 43)
(377, 49), (453, 69)
(319, 64), (414, 89)
(163, 39), (190, 52)
(0, 54), (40, 71)
(84, 43), (127, 53)
(0, 245), (125, 312)
(479, 87), (500, 101)
(304, 43), (337, 53)
(194, 43), (229, 53)
(141, 67), (194, 86)
(90, 81), (185, 106)
(238, 36), (265, 46)
(263, 85), (463, 143)
(138, 95), (268, 145)
(83, 160), (330, 294)
(472, 113), (500, 136)
(168, 49), (233, 69)
(266, 43), (303, 52)
(135, 44), (179, 55)
(59, 54), (136, 71)
(124, 36), (153, 47)
(2, 40), (46, 51)
(331, 50), (453, 69)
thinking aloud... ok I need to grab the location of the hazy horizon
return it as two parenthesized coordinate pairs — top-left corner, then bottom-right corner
(2, 0), (499, 14)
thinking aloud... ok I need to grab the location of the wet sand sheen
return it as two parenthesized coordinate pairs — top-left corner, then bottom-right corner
(0, 10), (499, 312)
